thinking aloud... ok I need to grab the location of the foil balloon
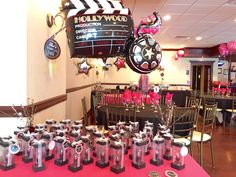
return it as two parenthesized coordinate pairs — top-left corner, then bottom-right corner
(227, 40), (236, 54)
(127, 35), (162, 74)
(137, 12), (162, 36)
(114, 57), (126, 71)
(101, 58), (108, 64)
(75, 59), (93, 75)
(63, 0), (134, 58)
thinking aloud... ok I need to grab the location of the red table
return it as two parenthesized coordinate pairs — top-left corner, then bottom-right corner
(0, 153), (209, 177)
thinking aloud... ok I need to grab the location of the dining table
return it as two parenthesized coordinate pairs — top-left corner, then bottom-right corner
(97, 105), (167, 135)
(201, 94), (234, 124)
(91, 89), (191, 112)
(0, 150), (210, 177)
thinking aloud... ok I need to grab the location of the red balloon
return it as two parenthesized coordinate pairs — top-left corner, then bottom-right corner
(227, 40), (236, 54)
(114, 57), (126, 71)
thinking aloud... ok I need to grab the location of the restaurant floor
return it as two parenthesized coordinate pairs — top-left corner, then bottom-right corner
(193, 120), (236, 177)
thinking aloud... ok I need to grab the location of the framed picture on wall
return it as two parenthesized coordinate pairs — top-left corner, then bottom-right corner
(218, 68), (222, 74)
(231, 62), (236, 72)
(223, 69), (228, 75)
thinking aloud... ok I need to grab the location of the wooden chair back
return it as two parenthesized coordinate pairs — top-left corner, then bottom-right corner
(201, 104), (217, 138)
(81, 96), (89, 126)
(172, 106), (197, 140)
(106, 105), (136, 127)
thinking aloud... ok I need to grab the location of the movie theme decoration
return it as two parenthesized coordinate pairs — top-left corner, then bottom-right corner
(74, 58), (93, 75)
(175, 50), (184, 61)
(114, 57), (126, 71)
(62, 0), (134, 58)
(100, 58), (108, 64)
(44, 13), (65, 60)
(44, 38), (61, 60)
(126, 12), (162, 74)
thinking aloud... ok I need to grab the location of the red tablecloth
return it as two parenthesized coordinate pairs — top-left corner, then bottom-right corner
(0, 153), (209, 177)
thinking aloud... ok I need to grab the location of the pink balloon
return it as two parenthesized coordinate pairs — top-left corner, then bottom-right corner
(149, 28), (155, 34)
(144, 28), (150, 33)
(146, 15), (156, 24)
(152, 27), (158, 34)
(140, 19), (146, 25)
(227, 40), (236, 53)
(218, 43), (229, 56)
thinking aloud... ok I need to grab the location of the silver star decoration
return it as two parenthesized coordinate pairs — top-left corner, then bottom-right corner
(144, 48), (154, 60)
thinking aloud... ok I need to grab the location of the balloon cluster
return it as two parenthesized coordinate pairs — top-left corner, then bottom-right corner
(218, 40), (236, 56)
(134, 13), (162, 37)
(175, 50), (185, 61)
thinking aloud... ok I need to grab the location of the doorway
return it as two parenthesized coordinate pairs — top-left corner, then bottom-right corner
(190, 61), (214, 95)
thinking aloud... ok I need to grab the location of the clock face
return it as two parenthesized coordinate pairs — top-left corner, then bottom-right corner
(127, 35), (162, 74)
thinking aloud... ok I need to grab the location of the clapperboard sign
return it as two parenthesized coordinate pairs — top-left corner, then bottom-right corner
(63, 0), (134, 58)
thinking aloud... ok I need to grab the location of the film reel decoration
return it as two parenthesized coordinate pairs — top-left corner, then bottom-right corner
(88, 139), (94, 149)
(75, 144), (83, 155)
(48, 140), (56, 150)
(9, 144), (20, 155)
(62, 140), (70, 150)
(126, 11), (162, 74)
(126, 35), (162, 74)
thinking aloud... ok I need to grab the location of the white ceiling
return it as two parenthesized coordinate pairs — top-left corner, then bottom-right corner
(123, 0), (236, 48)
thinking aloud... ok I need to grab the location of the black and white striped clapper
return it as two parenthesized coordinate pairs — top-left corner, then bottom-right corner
(62, 0), (130, 17)
(64, 0), (134, 58)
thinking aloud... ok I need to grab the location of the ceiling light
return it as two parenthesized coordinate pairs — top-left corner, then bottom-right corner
(196, 36), (202, 41)
(234, 18), (236, 22)
(225, 0), (236, 5)
(163, 15), (171, 21)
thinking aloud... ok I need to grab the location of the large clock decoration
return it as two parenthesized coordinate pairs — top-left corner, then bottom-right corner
(126, 12), (162, 74)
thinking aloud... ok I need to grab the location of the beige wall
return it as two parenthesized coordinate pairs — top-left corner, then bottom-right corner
(66, 57), (97, 120)
(27, 0), (66, 122)
(0, 0), (222, 134)
(95, 51), (219, 89)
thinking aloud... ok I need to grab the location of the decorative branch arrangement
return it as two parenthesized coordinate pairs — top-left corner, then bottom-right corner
(10, 98), (36, 128)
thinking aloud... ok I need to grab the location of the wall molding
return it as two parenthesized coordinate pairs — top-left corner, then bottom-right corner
(101, 82), (130, 86)
(66, 83), (96, 93)
(1, 82), (96, 118)
(101, 82), (190, 87)
(0, 94), (67, 117)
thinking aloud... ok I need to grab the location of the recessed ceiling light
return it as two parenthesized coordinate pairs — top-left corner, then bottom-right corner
(163, 15), (171, 21)
(196, 36), (202, 41)
(225, 0), (236, 5)
(234, 18), (236, 22)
